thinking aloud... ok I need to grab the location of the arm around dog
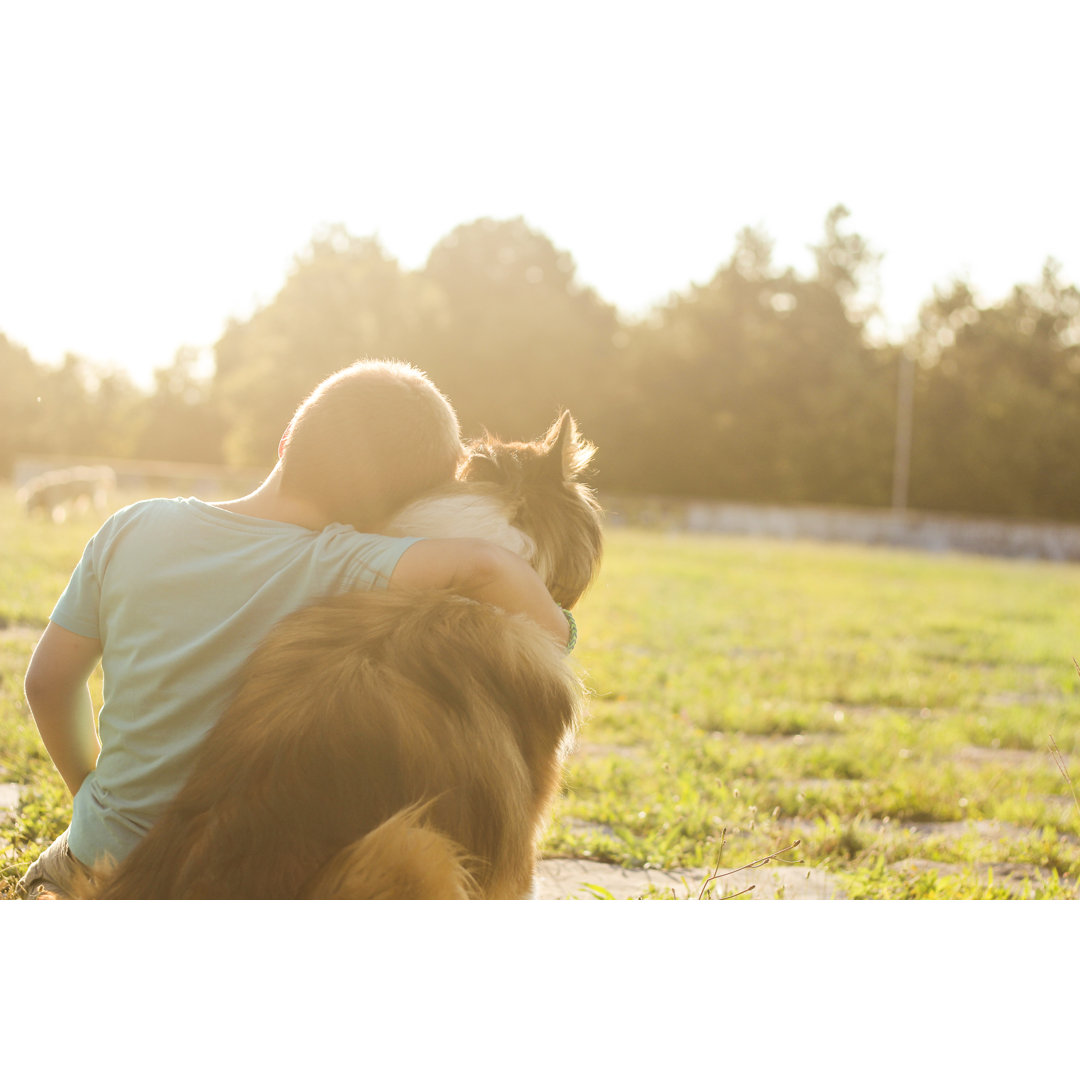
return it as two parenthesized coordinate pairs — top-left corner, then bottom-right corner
(389, 538), (570, 647)
(24, 622), (103, 796)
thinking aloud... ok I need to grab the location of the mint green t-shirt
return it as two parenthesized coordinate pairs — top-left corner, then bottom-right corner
(50, 497), (420, 867)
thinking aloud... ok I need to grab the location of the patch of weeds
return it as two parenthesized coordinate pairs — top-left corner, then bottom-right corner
(634, 831), (804, 900)
(807, 813), (875, 862)
(838, 858), (1007, 899)
(0, 772), (71, 889)
(1049, 735), (1080, 818)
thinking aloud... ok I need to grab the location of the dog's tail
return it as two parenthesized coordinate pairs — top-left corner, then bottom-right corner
(299, 805), (477, 900)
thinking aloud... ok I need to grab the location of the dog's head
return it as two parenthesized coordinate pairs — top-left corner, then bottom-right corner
(387, 412), (602, 609)
(458, 412), (603, 609)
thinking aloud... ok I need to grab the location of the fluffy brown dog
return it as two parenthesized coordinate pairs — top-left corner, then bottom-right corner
(90, 412), (602, 899)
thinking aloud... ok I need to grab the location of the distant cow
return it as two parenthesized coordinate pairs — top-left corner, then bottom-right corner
(16, 466), (117, 522)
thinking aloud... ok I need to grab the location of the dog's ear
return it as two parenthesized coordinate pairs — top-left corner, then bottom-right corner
(459, 446), (503, 483)
(542, 411), (596, 482)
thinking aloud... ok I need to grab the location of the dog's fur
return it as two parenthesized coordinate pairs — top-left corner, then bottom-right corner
(88, 412), (602, 899)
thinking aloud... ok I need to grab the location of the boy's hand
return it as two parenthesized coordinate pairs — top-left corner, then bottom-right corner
(24, 622), (103, 796)
(389, 539), (570, 648)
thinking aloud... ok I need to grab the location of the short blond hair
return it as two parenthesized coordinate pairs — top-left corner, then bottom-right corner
(280, 359), (463, 531)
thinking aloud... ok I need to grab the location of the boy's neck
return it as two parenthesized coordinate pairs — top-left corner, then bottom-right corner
(210, 464), (334, 531)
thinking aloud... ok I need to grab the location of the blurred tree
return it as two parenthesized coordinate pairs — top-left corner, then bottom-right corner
(0, 333), (47, 475)
(0, 345), (144, 466)
(605, 213), (894, 506)
(134, 347), (227, 463)
(5, 212), (1077, 521)
(36, 355), (110, 457)
(908, 261), (1080, 518)
(417, 217), (621, 442)
(84, 366), (144, 459)
(213, 226), (439, 466)
(810, 203), (882, 325)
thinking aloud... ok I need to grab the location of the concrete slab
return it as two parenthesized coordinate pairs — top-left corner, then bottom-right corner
(534, 857), (846, 900)
(0, 783), (22, 815)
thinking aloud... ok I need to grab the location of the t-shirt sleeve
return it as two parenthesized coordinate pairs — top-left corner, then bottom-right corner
(345, 534), (423, 591)
(50, 534), (104, 639)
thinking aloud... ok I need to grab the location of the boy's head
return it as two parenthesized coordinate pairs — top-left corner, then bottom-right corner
(279, 359), (463, 531)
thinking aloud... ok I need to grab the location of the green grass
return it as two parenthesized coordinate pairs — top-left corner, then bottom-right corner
(3, 484), (1079, 898)
(549, 528), (1080, 897)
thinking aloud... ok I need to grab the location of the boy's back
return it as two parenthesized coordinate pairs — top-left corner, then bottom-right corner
(53, 496), (420, 867)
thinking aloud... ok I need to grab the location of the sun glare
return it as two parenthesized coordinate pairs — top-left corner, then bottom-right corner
(0, 2), (1076, 386)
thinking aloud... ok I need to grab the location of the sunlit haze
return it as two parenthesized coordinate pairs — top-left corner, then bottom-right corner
(2, 0), (1077, 387)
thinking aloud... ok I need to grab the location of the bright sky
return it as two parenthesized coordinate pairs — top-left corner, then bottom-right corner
(2, 0), (1077, 389)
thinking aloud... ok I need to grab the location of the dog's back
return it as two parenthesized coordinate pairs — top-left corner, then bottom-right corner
(95, 589), (583, 899)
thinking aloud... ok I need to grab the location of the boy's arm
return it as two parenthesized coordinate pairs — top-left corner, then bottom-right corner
(389, 539), (571, 647)
(24, 622), (103, 797)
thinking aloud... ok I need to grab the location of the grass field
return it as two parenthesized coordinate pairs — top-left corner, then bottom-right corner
(2, 485), (1079, 899)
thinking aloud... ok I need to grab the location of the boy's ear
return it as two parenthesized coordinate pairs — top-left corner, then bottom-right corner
(278, 429), (289, 460)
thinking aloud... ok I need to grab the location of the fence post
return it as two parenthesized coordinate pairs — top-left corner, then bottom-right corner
(892, 348), (915, 511)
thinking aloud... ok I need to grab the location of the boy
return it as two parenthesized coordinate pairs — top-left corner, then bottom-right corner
(17, 359), (569, 898)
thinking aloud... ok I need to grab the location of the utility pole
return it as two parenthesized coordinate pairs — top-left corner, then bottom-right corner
(891, 347), (915, 511)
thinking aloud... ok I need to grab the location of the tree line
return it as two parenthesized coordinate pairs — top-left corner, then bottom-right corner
(3, 207), (1079, 521)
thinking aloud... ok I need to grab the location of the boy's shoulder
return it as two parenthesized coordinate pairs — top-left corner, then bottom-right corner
(88, 498), (227, 554)
(112, 496), (179, 517)
(97, 496), (186, 533)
